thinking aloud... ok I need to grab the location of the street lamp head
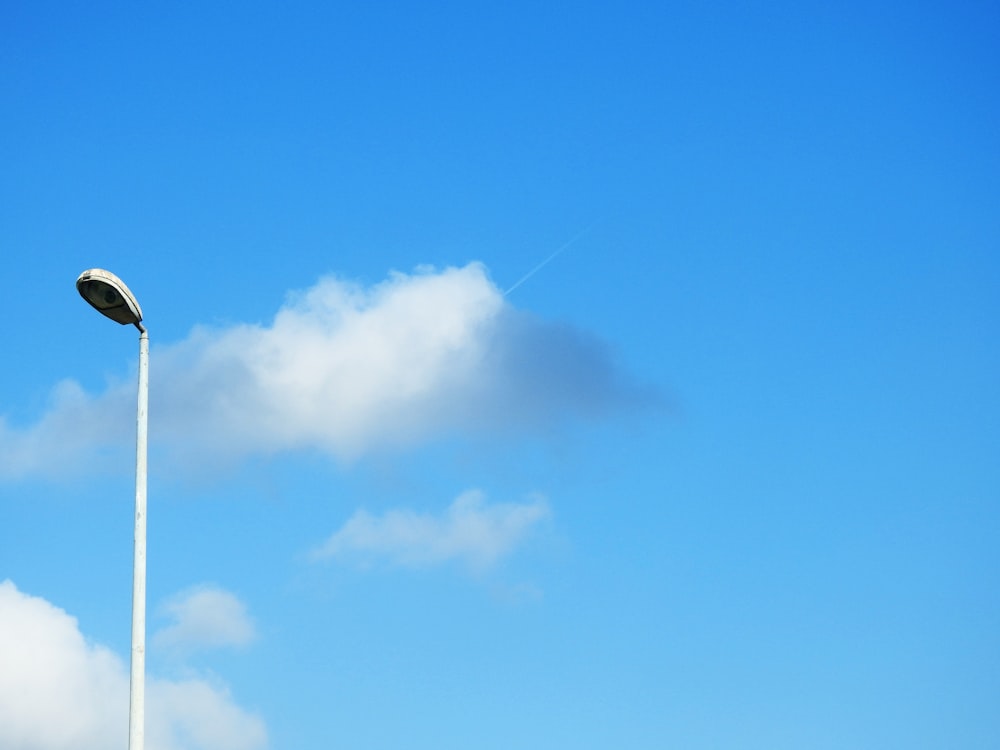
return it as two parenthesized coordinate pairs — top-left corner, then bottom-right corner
(76, 268), (144, 329)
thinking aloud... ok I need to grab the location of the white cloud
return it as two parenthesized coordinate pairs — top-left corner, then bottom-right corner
(311, 489), (551, 571)
(153, 586), (256, 654)
(0, 379), (133, 480)
(0, 263), (652, 478)
(147, 679), (267, 750)
(0, 580), (267, 750)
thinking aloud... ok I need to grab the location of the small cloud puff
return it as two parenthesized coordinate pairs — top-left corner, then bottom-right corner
(311, 489), (551, 572)
(153, 585), (257, 655)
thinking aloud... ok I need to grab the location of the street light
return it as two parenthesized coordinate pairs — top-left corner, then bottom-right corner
(76, 268), (148, 750)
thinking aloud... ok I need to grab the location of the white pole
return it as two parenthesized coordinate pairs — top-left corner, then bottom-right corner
(128, 328), (149, 750)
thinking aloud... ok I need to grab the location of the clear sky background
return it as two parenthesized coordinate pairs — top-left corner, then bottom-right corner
(1, 2), (998, 749)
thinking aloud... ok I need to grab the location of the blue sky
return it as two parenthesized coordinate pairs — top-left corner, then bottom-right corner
(1, 2), (998, 748)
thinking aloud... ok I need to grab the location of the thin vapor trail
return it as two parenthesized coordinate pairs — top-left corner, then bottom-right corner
(504, 224), (595, 296)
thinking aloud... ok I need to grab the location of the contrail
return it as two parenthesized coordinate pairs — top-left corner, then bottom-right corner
(504, 224), (595, 296)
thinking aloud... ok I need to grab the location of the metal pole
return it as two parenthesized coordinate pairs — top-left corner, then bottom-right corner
(128, 328), (148, 750)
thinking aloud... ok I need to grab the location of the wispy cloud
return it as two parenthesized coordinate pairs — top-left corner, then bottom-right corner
(0, 580), (266, 750)
(311, 490), (551, 571)
(0, 379), (133, 480)
(0, 263), (653, 478)
(153, 585), (257, 655)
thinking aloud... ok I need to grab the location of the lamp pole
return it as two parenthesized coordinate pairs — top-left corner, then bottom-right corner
(129, 324), (148, 750)
(75, 269), (148, 750)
